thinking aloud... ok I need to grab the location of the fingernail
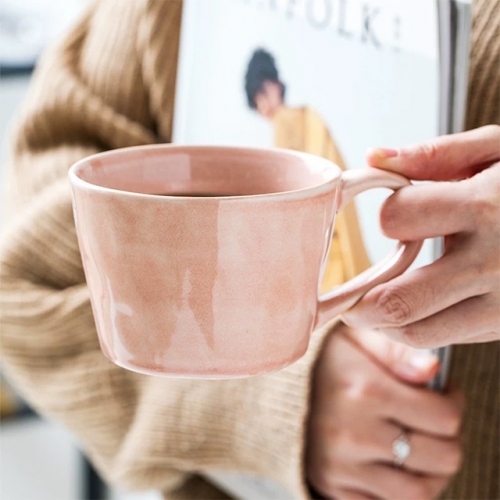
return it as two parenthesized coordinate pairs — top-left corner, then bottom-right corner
(398, 352), (438, 379)
(367, 147), (399, 163)
(378, 148), (399, 158)
(409, 353), (437, 371)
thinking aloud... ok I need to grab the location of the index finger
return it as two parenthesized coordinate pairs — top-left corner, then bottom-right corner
(367, 125), (500, 181)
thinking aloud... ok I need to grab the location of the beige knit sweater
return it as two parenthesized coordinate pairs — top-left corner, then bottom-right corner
(0, 0), (498, 499)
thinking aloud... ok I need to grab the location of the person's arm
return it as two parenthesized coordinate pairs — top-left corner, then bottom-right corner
(342, 126), (500, 347)
(0, 1), (330, 497)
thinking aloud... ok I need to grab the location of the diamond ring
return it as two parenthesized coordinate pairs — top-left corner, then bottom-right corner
(392, 431), (411, 467)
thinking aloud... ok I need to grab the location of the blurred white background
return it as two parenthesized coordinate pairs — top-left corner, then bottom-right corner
(0, 0), (86, 68)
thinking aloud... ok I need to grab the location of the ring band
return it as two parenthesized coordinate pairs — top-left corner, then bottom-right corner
(392, 431), (411, 467)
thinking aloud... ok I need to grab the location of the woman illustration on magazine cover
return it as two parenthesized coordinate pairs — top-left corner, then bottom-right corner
(245, 48), (371, 291)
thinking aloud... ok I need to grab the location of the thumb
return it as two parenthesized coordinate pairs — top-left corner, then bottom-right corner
(366, 125), (500, 181)
(345, 328), (439, 384)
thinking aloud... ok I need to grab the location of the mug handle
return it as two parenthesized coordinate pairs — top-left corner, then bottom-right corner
(315, 168), (423, 328)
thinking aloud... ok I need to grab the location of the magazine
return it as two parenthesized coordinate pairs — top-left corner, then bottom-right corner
(174, 0), (442, 269)
(431, 0), (472, 391)
(173, 1), (471, 494)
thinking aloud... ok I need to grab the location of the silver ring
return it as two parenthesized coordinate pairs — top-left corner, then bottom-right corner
(392, 431), (411, 467)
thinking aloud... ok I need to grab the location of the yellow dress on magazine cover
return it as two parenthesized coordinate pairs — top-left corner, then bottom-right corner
(245, 48), (371, 292)
(273, 106), (371, 292)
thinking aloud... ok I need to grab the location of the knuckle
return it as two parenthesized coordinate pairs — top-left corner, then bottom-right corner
(417, 141), (441, 164)
(324, 421), (367, 460)
(347, 377), (386, 404)
(398, 324), (428, 348)
(376, 287), (414, 326)
(468, 182), (500, 227)
(337, 428), (366, 454)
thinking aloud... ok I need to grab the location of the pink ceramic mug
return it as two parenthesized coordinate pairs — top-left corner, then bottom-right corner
(69, 145), (422, 378)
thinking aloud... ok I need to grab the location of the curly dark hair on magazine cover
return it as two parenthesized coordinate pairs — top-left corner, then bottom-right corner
(244, 48), (286, 109)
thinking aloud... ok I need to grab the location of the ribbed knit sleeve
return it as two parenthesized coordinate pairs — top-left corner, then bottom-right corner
(440, 1), (500, 499)
(0, 1), (333, 498)
(465, 0), (500, 130)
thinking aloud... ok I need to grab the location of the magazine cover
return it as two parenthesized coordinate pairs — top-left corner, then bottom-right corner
(173, 0), (441, 268)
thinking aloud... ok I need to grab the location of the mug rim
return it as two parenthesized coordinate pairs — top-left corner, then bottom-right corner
(68, 144), (342, 201)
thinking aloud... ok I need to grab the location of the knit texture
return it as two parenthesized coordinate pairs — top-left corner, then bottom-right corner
(465, 0), (500, 130)
(0, 0), (498, 499)
(440, 1), (500, 498)
(0, 1), (333, 498)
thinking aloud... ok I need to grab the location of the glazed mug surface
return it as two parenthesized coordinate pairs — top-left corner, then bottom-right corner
(69, 145), (422, 378)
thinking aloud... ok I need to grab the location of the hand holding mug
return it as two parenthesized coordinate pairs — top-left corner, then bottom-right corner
(343, 125), (500, 347)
